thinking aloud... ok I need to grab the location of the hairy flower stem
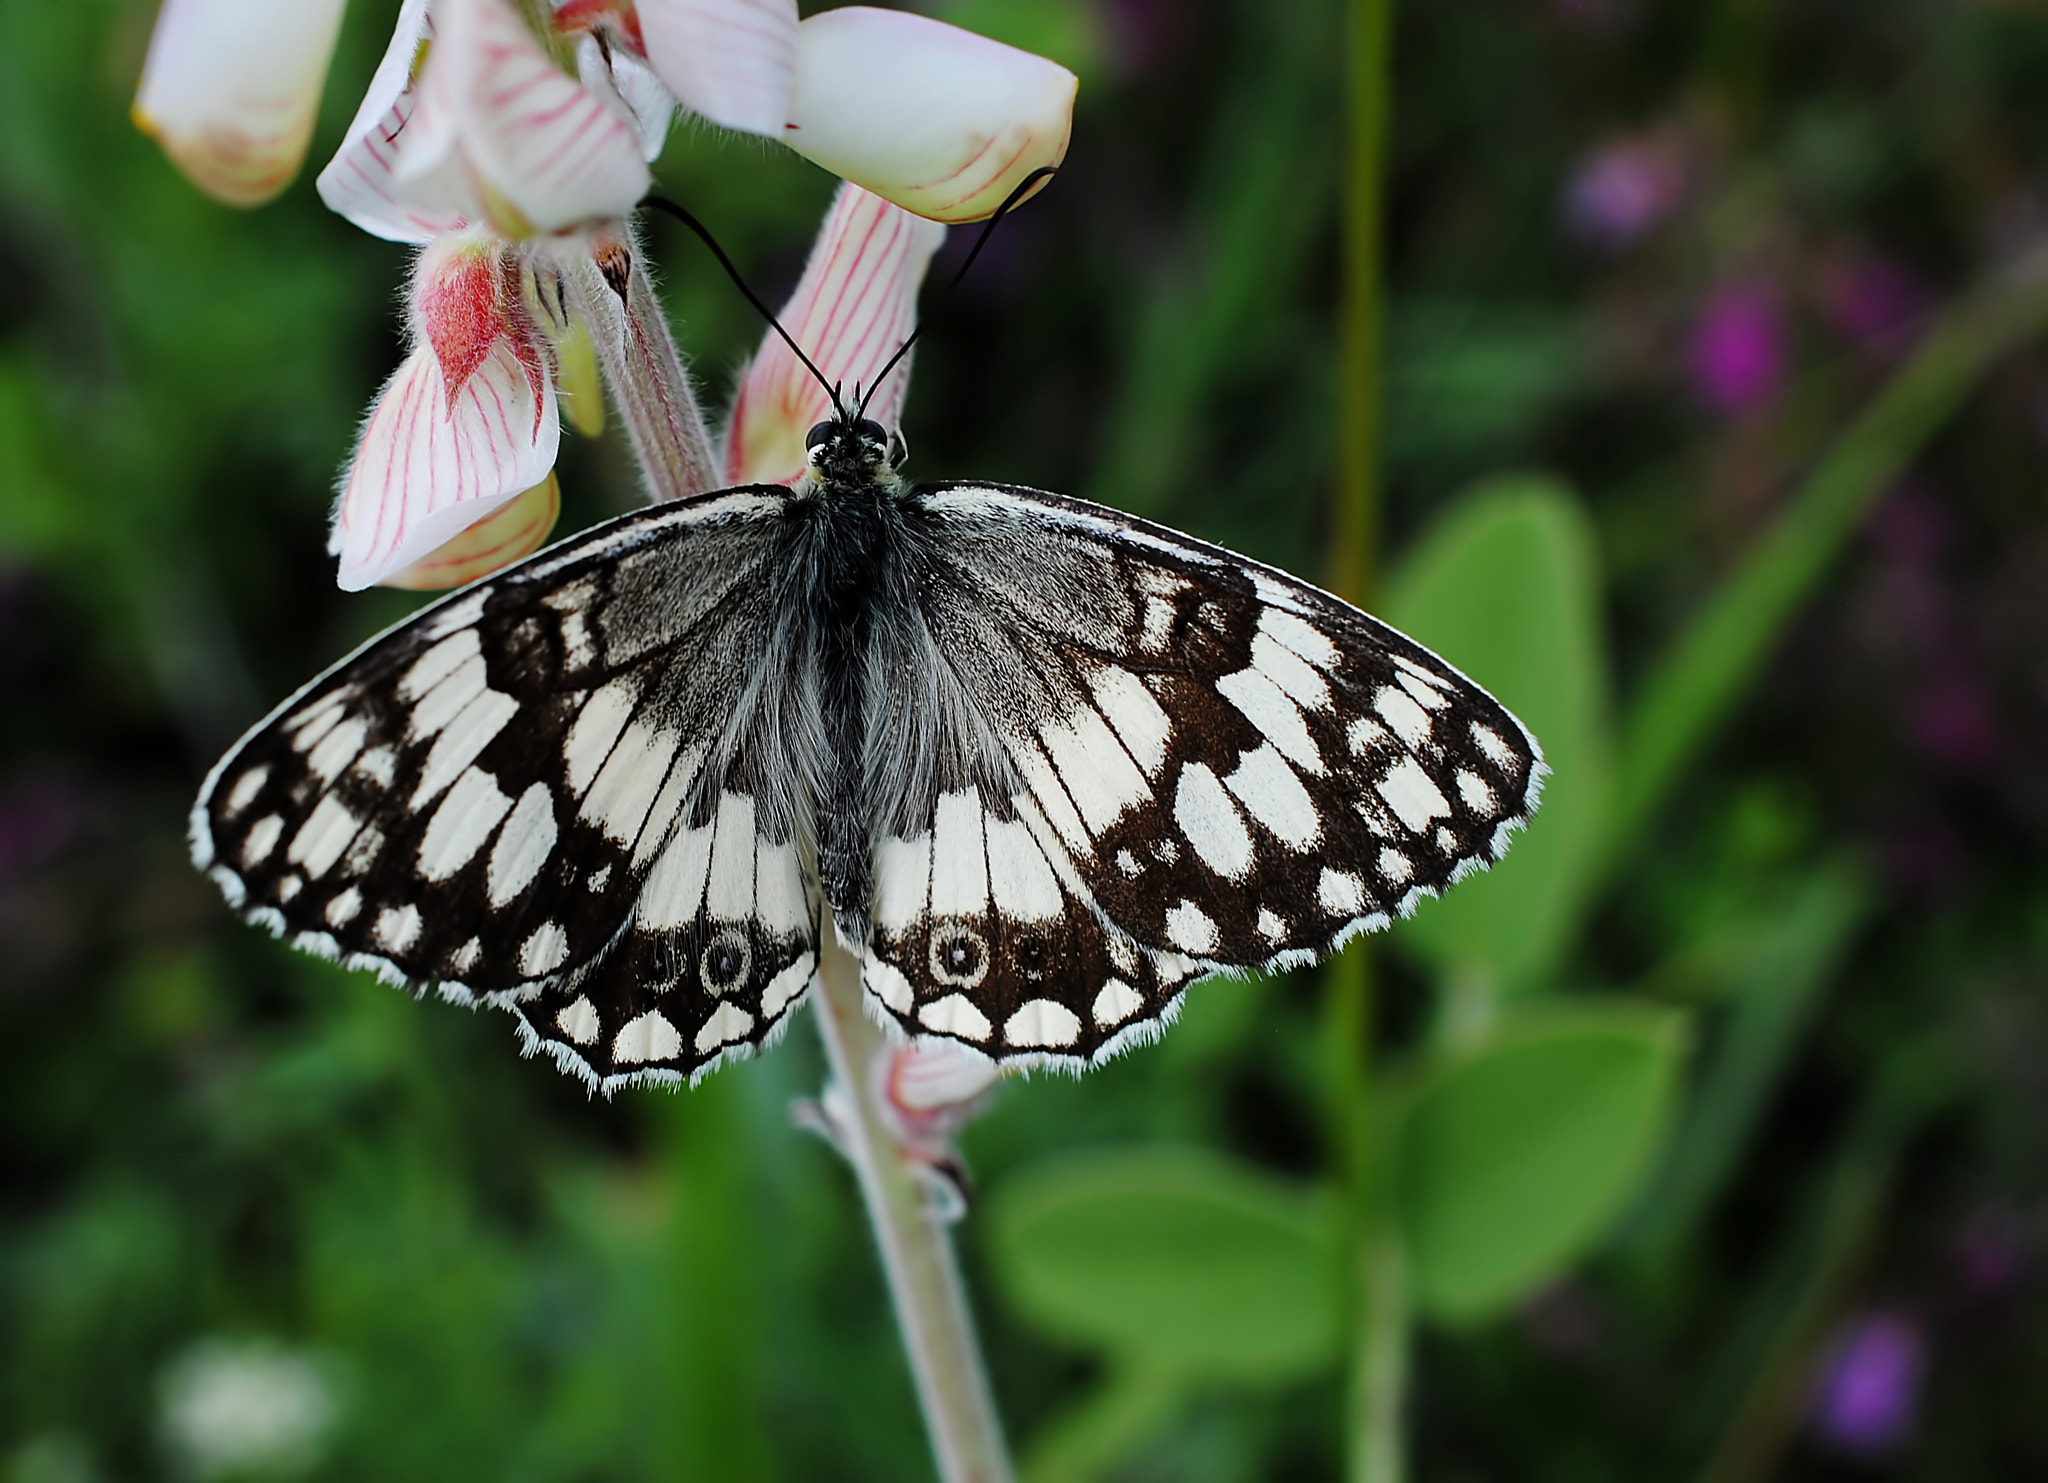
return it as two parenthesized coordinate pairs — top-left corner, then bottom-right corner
(813, 933), (1014, 1483)
(572, 251), (720, 504)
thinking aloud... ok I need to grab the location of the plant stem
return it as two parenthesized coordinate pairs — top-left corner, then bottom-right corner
(572, 246), (720, 505)
(812, 933), (1014, 1483)
(1330, 0), (1402, 1478)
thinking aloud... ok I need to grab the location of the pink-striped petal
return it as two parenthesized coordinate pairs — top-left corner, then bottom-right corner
(381, 472), (562, 589)
(638, 0), (799, 137)
(784, 8), (1075, 224)
(393, 0), (652, 238)
(332, 336), (561, 591)
(725, 183), (944, 485)
(315, 0), (466, 243)
(134, 0), (347, 207)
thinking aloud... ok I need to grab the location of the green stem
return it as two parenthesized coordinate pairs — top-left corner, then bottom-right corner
(1331, 0), (1400, 1477)
(1611, 243), (2048, 860)
(812, 933), (1014, 1483)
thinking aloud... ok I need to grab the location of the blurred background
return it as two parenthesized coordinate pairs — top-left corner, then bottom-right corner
(4, 0), (2048, 1477)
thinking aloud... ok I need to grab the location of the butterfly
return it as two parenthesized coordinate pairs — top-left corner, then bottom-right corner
(191, 413), (1544, 1092)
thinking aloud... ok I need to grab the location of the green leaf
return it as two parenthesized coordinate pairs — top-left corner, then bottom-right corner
(986, 1148), (1340, 1381)
(1383, 476), (1613, 996)
(1395, 1005), (1687, 1321)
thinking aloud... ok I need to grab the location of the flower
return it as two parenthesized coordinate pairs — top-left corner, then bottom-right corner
(1810, 1311), (1924, 1457)
(725, 182), (946, 486)
(1563, 133), (1687, 249)
(1686, 280), (1784, 415)
(330, 231), (566, 590)
(318, 0), (664, 244)
(133, 0), (349, 206)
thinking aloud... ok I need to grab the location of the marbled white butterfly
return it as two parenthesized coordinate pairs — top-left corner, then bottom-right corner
(192, 413), (1544, 1092)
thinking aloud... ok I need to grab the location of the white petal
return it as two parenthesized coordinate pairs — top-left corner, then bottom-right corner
(315, 0), (466, 243)
(381, 472), (561, 590)
(584, 38), (675, 163)
(396, 0), (652, 237)
(638, 0), (800, 138)
(725, 184), (944, 485)
(332, 338), (561, 591)
(784, 8), (1075, 224)
(134, 0), (347, 206)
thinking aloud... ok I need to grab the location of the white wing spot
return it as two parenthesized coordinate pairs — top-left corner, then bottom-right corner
(1257, 908), (1287, 943)
(1175, 761), (1255, 878)
(407, 652), (488, 740)
(762, 956), (814, 1019)
(342, 825), (383, 876)
(417, 767), (512, 881)
(637, 821), (713, 930)
(869, 958), (915, 1013)
(410, 688), (519, 808)
(243, 814), (284, 868)
(579, 718), (679, 848)
(986, 819), (1063, 922)
(875, 833), (932, 933)
(1005, 998), (1081, 1049)
(556, 995), (601, 1045)
(1397, 668), (1450, 711)
(705, 792), (758, 920)
(289, 702), (345, 752)
(1038, 707), (1151, 833)
(1217, 668), (1323, 773)
(1259, 607), (1340, 670)
(286, 796), (360, 879)
(630, 746), (704, 868)
(1470, 721), (1515, 768)
(1014, 742), (1092, 856)
(694, 1002), (755, 1054)
(930, 788), (991, 916)
(587, 865), (611, 892)
(399, 629), (482, 700)
(1456, 770), (1497, 815)
(919, 993), (992, 1041)
(1348, 717), (1390, 756)
(1373, 686), (1433, 748)
(1094, 978), (1143, 1028)
(1116, 848), (1142, 876)
(325, 887), (361, 927)
(353, 746), (397, 787)
(1165, 900), (1219, 954)
(448, 938), (481, 974)
(520, 921), (569, 977)
(1319, 869), (1366, 915)
(1377, 757), (1452, 833)
(222, 767), (269, 818)
(306, 716), (367, 784)
(488, 782), (557, 906)
(275, 874), (302, 903)
(613, 1010), (681, 1065)
(374, 903), (421, 953)
(562, 678), (640, 796)
(755, 838), (808, 934)
(1089, 666), (1173, 775)
(1224, 745), (1320, 848)
(1252, 632), (1332, 711)
(1378, 848), (1414, 884)
(1435, 826), (1459, 854)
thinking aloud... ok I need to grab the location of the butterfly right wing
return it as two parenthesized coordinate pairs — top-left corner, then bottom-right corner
(192, 488), (823, 1092)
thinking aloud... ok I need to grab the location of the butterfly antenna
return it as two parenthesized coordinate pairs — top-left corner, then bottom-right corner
(638, 194), (849, 421)
(855, 166), (1058, 421)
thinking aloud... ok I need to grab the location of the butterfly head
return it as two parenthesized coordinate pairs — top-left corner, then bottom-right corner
(805, 415), (909, 484)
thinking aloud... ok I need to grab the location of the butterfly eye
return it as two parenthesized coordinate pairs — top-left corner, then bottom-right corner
(804, 422), (835, 458)
(887, 430), (909, 470)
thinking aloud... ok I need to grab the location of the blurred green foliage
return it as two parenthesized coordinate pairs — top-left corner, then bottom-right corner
(6, 0), (2048, 1478)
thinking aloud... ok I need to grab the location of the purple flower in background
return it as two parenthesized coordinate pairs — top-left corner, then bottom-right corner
(1688, 281), (1785, 415)
(1819, 251), (1925, 356)
(1564, 135), (1685, 249)
(1811, 1312), (1924, 1457)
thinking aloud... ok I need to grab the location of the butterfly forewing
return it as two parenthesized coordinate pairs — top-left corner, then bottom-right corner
(192, 489), (823, 1090)
(850, 483), (1544, 1064)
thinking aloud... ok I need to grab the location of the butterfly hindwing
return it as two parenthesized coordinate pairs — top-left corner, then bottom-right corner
(851, 483), (1543, 1063)
(192, 488), (823, 1089)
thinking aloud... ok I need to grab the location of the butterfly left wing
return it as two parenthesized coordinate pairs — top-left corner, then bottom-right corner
(191, 489), (823, 1092)
(853, 481), (1544, 1065)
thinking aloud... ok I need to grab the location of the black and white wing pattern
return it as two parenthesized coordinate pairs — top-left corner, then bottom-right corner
(855, 482), (1544, 1066)
(191, 489), (822, 1092)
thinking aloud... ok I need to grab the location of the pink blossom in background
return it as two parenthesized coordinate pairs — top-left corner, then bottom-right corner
(1811, 1312), (1924, 1457)
(1564, 135), (1685, 249)
(1818, 251), (1925, 356)
(1687, 281), (1784, 415)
